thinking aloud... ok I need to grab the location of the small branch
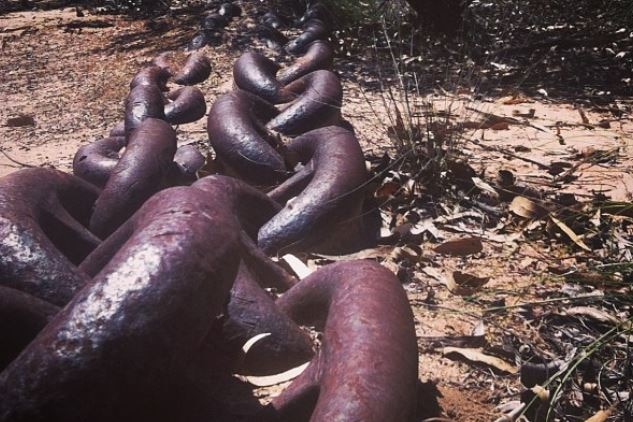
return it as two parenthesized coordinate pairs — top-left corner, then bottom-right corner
(552, 147), (620, 183)
(467, 138), (551, 170)
(0, 150), (37, 168)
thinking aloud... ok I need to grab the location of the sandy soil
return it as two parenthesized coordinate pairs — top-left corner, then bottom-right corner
(1, 7), (632, 421)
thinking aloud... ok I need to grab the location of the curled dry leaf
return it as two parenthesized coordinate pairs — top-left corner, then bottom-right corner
(410, 219), (443, 239)
(509, 196), (547, 219)
(448, 271), (490, 295)
(375, 181), (400, 199)
(434, 237), (483, 256)
(241, 362), (311, 387)
(281, 254), (313, 279)
(497, 169), (516, 187)
(442, 347), (518, 374)
(238, 332), (310, 386)
(531, 385), (550, 402)
(472, 177), (499, 198)
(421, 266), (450, 287)
(565, 306), (619, 324)
(242, 333), (272, 355)
(584, 408), (613, 422)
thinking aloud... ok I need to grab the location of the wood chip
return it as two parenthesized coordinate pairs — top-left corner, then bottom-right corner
(434, 237), (483, 256)
(509, 196), (547, 219)
(443, 347), (518, 374)
(6, 115), (35, 127)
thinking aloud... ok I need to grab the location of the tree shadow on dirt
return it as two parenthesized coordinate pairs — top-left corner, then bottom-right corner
(336, 0), (632, 104)
(88, 11), (198, 56)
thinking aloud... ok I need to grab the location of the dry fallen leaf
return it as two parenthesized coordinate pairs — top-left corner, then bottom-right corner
(410, 219), (443, 239)
(241, 362), (310, 387)
(238, 333), (310, 386)
(6, 114), (35, 127)
(375, 181), (400, 199)
(509, 196), (547, 219)
(471, 177), (499, 198)
(493, 401), (526, 422)
(281, 254), (313, 279)
(503, 96), (532, 105)
(589, 208), (601, 228)
(314, 245), (396, 261)
(242, 333), (272, 355)
(565, 306), (619, 324)
(421, 266), (449, 287)
(597, 119), (611, 129)
(434, 237), (483, 256)
(490, 121), (510, 130)
(531, 385), (550, 401)
(449, 271), (490, 295)
(550, 216), (592, 251)
(584, 408), (613, 422)
(443, 347), (518, 374)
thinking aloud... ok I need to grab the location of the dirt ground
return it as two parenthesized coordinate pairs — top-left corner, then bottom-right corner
(1, 7), (632, 422)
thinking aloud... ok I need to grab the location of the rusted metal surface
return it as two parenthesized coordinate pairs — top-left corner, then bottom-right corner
(259, 126), (368, 254)
(164, 86), (207, 125)
(89, 118), (177, 238)
(234, 43), (335, 103)
(129, 65), (170, 91)
(0, 3), (420, 420)
(265, 69), (342, 136)
(124, 84), (165, 136)
(267, 260), (419, 422)
(73, 135), (126, 188)
(0, 286), (58, 371)
(172, 144), (206, 183)
(210, 261), (314, 376)
(277, 40), (333, 85)
(0, 184), (243, 421)
(207, 90), (289, 186)
(173, 51), (212, 85)
(285, 18), (329, 55)
(234, 52), (290, 104)
(0, 169), (98, 305)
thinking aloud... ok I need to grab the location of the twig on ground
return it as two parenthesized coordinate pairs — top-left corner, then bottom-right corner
(467, 138), (551, 170)
(0, 150), (37, 168)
